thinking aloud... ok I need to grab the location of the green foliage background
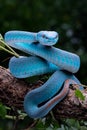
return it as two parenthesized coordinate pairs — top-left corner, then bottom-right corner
(0, 0), (87, 84)
(0, 0), (87, 129)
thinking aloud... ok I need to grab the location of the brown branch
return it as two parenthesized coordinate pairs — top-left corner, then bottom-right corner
(0, 66), (87, 120)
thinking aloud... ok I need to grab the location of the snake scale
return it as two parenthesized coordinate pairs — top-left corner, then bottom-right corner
(4, 30), (83, 118)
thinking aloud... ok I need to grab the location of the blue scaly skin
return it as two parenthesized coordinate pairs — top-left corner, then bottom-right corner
(5, 31), (58, 46)
(4, 30), (83, 118)
(24, 72), (81, 118)
(9, 56), (58, 78)
(5, 31), (80, 73)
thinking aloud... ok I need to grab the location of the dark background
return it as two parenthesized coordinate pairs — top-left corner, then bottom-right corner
(0, 0), (87, 84)
(0, 0), (87, 129)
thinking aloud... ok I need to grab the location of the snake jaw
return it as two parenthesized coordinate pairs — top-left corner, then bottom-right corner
(37, 31), (59, 46)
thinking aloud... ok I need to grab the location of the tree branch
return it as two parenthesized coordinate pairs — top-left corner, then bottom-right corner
(0, 66), (87, 120)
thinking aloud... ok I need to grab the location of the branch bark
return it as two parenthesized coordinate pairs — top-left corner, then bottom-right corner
(0, 66), (87, 120)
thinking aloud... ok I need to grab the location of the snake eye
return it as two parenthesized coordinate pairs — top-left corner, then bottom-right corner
(42, 34), (48, 39)
(42, 34), (45, 38)
(45, 36), (48, 39)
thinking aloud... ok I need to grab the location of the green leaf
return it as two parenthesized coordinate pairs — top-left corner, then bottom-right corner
(0, 34), (3, 40)
(0, 34), (5, 50)
(75, 89), (85, 101)
(0, 103), (7, 118)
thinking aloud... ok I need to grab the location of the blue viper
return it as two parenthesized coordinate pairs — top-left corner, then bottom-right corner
(4, 31), (83, 118)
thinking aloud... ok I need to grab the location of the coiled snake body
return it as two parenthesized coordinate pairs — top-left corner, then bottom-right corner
(4, 31), (82, 118)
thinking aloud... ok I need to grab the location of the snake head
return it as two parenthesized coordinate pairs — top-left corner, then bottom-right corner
(37, 31), (59, 46)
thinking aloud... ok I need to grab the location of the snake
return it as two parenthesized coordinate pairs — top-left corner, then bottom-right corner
(4, 30), (83, 118)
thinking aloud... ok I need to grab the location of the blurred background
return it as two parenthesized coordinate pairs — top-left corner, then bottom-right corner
(0, 0), (87, 84)
(0, 0), (87, 129)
